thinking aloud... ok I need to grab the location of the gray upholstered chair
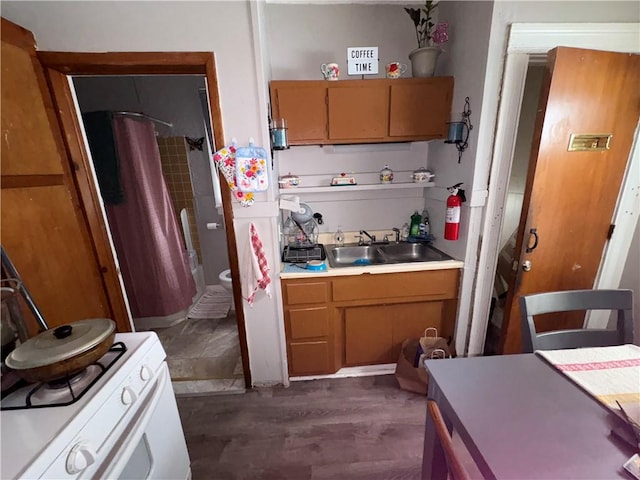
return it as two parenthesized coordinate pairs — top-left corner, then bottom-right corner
(519, 289), (634, 353)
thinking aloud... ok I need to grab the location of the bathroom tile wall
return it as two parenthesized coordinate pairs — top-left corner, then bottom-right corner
(158, 136), (201, 261)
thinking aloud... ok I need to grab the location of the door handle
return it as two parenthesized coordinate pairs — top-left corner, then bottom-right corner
(525, 228), (539, 253)
(522, 260), (532, 272)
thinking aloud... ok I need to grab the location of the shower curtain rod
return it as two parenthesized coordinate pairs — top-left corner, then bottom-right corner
(113, 111), (173, 128)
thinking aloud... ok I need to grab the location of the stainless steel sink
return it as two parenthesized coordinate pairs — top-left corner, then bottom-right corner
(378, 242), (452, 263)
(325, 245), (387, 267)
(324, 242), (453, 268)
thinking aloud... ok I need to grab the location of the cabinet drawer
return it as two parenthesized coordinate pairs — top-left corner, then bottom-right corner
(283, 280), (329, 305)
(332, 270), (459, 302)
(288, 341), (331, 375)
(288, 306), (330, 340)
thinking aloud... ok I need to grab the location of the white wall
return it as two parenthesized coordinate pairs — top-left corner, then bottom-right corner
(73, 75), (230, 284)
(266, 4), (434, 235)
(1, 0), (287, 385)
(423, 1), (495, 350)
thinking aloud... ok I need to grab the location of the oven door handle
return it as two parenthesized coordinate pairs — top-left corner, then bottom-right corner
(94, 363), (169, 479)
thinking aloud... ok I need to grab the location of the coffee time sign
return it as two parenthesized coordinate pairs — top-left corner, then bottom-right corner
(347, 47), (379, 75)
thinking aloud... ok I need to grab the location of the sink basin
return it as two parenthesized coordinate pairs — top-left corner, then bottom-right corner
(378, 243), (452, 263)
(325, 245), (387, 267)
(324, 242), (453, 268)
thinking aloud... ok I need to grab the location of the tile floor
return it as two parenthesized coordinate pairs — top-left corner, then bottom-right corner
(153, 310), (245, 396)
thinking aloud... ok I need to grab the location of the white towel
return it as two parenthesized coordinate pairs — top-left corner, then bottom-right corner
(241, 223), (271, 306)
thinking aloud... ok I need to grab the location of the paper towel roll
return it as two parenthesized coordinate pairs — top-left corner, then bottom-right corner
(279, 195), (301, 212)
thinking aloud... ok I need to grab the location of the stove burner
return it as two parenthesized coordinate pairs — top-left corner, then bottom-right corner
(46, 368), (93, 390)
(1, 341), (127, 410)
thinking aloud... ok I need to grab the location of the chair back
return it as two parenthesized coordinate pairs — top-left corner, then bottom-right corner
(519, 289), (633, 353)
(427, 400), (471, 480)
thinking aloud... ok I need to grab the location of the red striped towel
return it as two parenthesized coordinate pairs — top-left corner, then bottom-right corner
(241, 223), (271, 306)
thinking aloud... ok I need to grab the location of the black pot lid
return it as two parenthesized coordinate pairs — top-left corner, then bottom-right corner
(5, 318), (115, 370)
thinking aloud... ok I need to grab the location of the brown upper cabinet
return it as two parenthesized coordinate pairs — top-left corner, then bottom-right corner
(269, 77), (454, 145)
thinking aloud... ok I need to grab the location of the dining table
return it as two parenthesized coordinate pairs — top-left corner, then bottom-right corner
(421, 350), (639, 480)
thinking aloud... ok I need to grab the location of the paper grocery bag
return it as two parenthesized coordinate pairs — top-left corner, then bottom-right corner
(395, 328), (455, 395)
(395, 338), (431, 395)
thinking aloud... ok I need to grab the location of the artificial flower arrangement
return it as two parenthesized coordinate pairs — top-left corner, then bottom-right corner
(404, 0), (449, 49)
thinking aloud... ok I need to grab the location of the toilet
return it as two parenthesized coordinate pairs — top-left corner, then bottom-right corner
(219, 269), (233, 294)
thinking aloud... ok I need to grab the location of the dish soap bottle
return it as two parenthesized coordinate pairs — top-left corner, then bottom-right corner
(334, 225), (345, 246)
(410, 211), (421, 237)
(420, 209), (430, 237)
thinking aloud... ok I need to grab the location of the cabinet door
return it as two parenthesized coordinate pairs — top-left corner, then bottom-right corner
(389, 78), (453, 139)
(344, 305), (394, 365)
(391, 301), (444, 360)
(328, 85), (388, 140)
(270, 82), (327, 144)
(289, 341), (331, 376)
(1, 19), (121, 334)
(287, 306), (330, 339)
(345, 301), (446, 366)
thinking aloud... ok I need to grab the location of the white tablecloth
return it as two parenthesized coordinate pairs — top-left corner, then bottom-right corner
(537, 344), (640, 426)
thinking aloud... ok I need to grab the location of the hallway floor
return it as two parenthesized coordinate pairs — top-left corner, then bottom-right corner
(154, 310), (245, 395)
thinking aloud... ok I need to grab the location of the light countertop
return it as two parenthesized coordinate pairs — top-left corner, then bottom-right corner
(280, 258), (464, 279)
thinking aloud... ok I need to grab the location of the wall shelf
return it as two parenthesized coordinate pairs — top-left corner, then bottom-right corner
(278, 182), (435, 195)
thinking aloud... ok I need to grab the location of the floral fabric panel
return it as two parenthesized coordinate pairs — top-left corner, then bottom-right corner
(213, 144), (254, 207)
(235, 143), (269, 193)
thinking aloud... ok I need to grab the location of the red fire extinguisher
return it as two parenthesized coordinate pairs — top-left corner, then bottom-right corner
(445, 183), (466, 241)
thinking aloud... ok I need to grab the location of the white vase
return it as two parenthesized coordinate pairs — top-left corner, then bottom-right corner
(409, 47), (442, 78)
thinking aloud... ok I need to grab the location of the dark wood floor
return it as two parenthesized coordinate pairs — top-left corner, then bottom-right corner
(176, 375), (427, 479)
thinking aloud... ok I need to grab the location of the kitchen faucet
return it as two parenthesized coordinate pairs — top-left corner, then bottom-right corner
(359, 230), (376, 245)
(392, 227), (400, 243)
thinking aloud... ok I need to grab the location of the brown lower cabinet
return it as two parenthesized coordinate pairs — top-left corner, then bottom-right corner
(281, 269), (461, 376)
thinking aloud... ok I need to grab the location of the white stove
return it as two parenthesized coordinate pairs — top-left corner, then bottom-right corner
(1, 332), (191, 479)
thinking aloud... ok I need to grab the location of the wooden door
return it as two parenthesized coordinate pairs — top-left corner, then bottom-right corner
(0, 18), (130, 334)
(328, 85), (388, 140)
(500, 47), (640, 354)
(269, 82), (327, 144)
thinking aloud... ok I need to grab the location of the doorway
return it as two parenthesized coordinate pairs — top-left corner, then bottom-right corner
(71, 75), (244, 394)
(38, 52), (251, 389)
(467, 24), (640, 357)
(483, 64), (545, 355)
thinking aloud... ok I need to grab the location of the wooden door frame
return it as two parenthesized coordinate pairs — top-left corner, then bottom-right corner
(466, 23), (640, 356)
(38, 51), (251, 387)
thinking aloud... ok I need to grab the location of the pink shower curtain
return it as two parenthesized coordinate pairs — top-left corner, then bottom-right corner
(106, 116), (196, 318)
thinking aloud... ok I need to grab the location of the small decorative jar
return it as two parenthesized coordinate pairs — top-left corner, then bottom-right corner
(379, 165), (394, 184)
(278, 173), (301, 189)
(411, 167), (435, 183)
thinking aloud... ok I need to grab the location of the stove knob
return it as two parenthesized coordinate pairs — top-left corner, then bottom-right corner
(121, 386), (137, 405)
(66, 442), (96, 474)
(140, 364), (152, 381)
